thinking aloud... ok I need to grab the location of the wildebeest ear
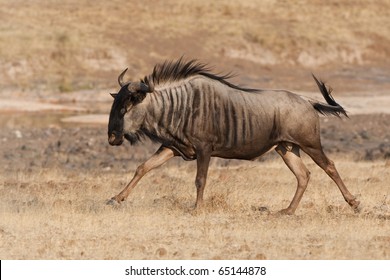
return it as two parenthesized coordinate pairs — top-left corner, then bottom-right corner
(110, 93), (118, 99)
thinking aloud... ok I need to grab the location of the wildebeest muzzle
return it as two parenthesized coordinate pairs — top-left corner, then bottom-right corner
(108, 131), (124, 146)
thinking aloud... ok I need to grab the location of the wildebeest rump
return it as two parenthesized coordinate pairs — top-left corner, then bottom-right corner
(107, 58), (360, 214)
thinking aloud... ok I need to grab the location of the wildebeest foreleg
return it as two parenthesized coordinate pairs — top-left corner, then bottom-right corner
(194, 148), (212, 208)
(107, 146), (176, 204)
(275, 143), (310, 215)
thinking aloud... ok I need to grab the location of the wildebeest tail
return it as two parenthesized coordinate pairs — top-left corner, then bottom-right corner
(311, 74), (348, 118)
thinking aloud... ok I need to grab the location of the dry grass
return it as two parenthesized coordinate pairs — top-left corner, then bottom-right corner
(1, 157), (389, 259)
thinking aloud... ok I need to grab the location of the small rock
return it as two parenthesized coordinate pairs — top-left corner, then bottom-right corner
(14, 130), (22, 139)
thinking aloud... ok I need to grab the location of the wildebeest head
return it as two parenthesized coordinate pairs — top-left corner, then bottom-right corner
(108, 68), (150, 146)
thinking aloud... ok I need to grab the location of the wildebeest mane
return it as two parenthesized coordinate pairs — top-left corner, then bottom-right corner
(141, 58), (259, 93)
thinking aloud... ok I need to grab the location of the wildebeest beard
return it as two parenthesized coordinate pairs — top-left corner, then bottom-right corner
(124, 130), (145, 145)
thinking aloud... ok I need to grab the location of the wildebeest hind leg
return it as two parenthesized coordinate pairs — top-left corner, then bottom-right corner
(107, 146), (176, 205)
(302, 146), (360, 213)
(275, 142), (310, 215)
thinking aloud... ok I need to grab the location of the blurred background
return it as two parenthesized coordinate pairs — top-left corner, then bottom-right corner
(1, 0), (390, 93)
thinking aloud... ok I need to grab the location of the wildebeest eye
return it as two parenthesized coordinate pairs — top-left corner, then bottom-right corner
(120, 108), (126, 115)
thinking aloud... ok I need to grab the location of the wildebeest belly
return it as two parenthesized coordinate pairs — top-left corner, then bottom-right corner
(169, 141), (276, 161)
(211, 134), (278, 160)
(167, 132), (277, 161)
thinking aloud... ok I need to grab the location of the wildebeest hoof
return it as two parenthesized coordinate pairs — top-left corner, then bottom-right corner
(277, 208), (294, 216)
(106, 198), (120, 206)
(351, 200), (361, 214)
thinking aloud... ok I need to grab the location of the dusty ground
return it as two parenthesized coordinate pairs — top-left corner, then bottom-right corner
(1, 0), (389, 260)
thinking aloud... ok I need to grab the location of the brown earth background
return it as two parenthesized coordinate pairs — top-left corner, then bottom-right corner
(0, 0), (390, 260)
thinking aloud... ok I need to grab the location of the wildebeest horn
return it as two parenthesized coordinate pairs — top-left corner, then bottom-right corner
(118, 68), (128, 87)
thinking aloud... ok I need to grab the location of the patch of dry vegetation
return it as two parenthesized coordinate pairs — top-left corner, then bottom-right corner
(1, 0), (390, 91)
(1, 158), (389, 259)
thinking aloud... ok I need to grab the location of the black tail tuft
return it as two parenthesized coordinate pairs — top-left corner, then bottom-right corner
(312, 74), (348, 118)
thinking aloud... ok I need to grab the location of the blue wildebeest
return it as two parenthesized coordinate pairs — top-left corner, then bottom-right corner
(107, 58), (360, 214)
